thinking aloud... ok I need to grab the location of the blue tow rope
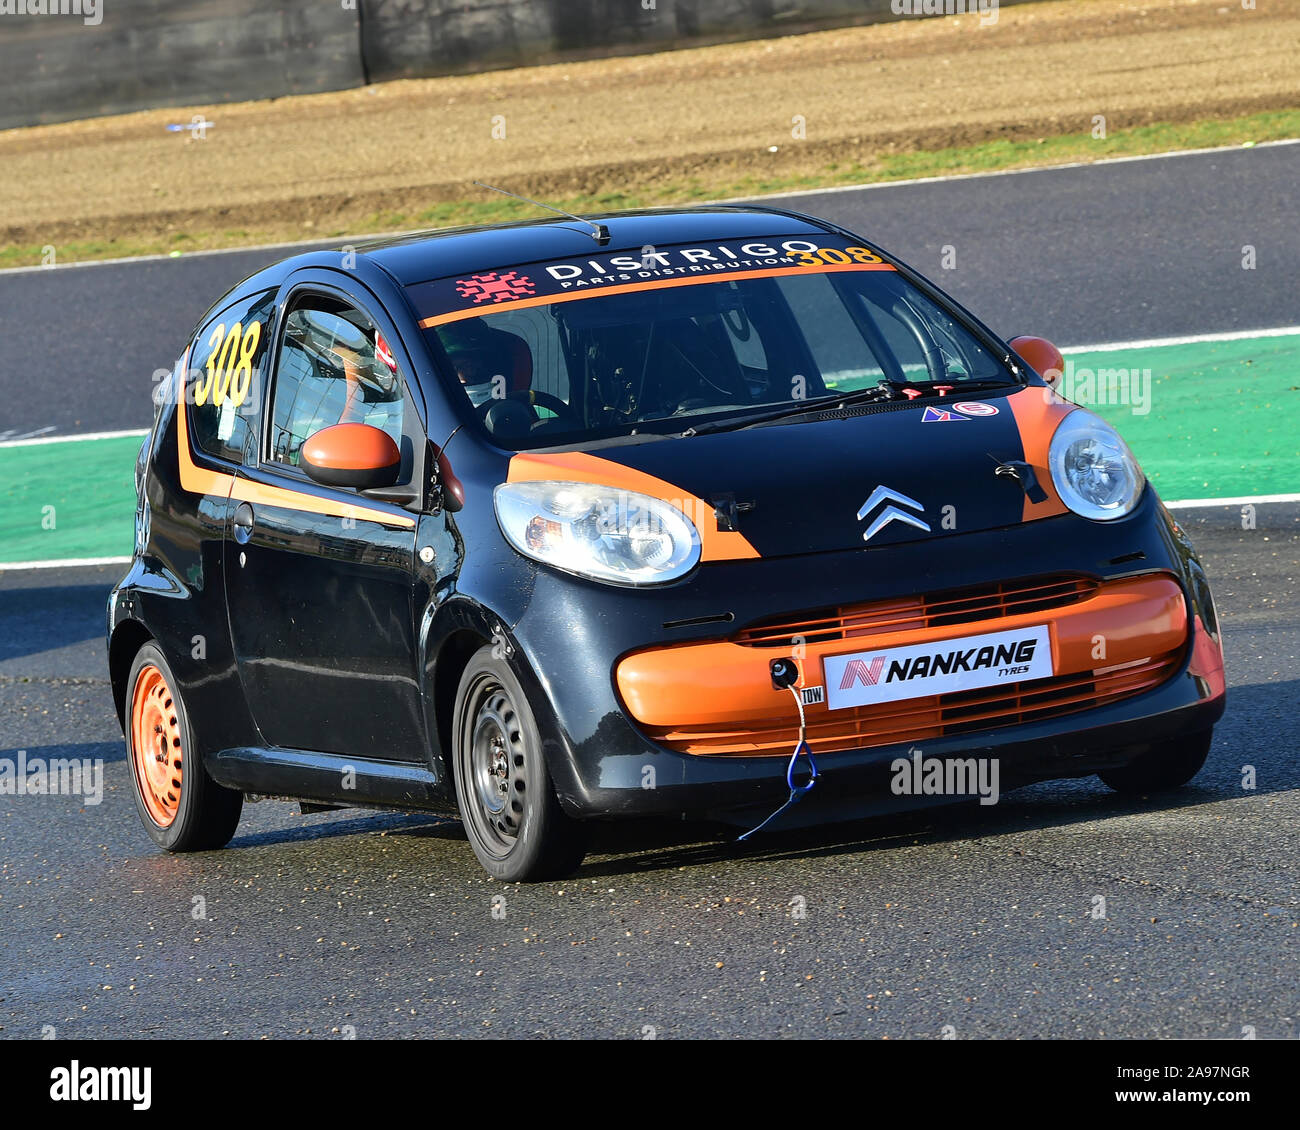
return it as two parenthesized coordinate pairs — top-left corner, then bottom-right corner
(738, 685), (819, 841)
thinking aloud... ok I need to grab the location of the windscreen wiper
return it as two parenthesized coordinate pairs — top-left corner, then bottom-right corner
(894, 376), (1020, 398)
(680, 374), (1021, 437)
(680, 380), (903, 437)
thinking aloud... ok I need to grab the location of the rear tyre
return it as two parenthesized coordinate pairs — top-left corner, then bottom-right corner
(1098, 729), (1213, 794)
(125, 642), (242, 851)
(451, 645), (587, 882)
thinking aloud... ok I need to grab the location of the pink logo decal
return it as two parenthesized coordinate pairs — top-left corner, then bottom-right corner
(839, 656), (885, 690)
(454, 270), (537, 304)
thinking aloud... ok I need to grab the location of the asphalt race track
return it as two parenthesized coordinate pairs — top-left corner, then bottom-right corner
(1, 148), (1297, 1038)
(0, 143), (1297, 438)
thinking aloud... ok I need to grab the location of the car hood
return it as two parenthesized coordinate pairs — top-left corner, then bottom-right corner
(507, 387), (1079, 562)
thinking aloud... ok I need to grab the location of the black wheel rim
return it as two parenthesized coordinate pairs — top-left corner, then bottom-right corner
(462, 675), (529, 858)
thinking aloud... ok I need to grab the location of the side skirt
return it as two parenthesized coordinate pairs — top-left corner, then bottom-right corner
(206, 746), (455, 812)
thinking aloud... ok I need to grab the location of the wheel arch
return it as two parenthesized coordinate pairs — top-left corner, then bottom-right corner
(109, 619), (154, 731)
(430, 627), (492, 780)
(423, 595), (583, 812)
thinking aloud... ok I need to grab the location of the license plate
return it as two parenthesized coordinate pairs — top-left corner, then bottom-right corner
(823, 625), (1053, 710)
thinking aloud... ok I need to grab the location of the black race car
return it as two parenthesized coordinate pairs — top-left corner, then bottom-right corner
(108, 206), (1226, 880)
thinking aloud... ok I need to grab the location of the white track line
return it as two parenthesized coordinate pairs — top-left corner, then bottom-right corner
(0, 428), (148, 449)
(0, 236), (357, 277)
(2, 139), (1295, 277)
(1166, 493), (1300, 509)
(721, 139), (1300, 204)
(0, 555), (131, 572)
(1062, 326), (1300, 353)
(0, 426), (56, 442)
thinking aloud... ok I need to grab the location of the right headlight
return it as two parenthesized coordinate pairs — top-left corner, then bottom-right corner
(494, 480), (701, 586)
(1048, 410), (1145, 521)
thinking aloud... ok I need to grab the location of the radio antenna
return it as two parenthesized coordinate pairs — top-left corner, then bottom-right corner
(474, 181), (610, 245)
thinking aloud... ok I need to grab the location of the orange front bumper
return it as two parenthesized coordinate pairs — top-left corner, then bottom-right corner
(615, 573), (1189, 756)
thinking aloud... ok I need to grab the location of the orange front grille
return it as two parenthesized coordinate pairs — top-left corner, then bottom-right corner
(642, 651), (1182, 756)
(734, 575), (1098, 648)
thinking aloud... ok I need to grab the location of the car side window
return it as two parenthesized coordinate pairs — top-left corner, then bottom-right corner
(267, 296), (408, 476)
(189, 290), (277, 463)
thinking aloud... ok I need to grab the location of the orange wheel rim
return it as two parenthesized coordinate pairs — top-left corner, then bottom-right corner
(130, 664), (184, 827)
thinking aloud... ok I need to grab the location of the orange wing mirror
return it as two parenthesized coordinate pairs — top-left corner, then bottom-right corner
(1009, 335), (1065, 386)
(300, 423), (401, 490)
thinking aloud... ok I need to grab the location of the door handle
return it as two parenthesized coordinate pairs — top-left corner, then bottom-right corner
(232, 501), (255, 545)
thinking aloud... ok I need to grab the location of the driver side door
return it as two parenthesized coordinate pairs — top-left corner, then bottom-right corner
(223, 284), (429, 761)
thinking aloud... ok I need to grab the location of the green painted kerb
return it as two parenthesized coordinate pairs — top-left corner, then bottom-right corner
(0, 434), (142, 564)
(1064, 334), (1299, 502)
(0, 333), (1296, 565)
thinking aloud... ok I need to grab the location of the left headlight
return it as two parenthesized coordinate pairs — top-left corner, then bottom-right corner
(1048, 410), (1145, 521)
(494, 481), (701, 586)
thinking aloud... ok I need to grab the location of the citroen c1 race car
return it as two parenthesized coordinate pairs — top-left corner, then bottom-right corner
(107, 205), (1227, 880)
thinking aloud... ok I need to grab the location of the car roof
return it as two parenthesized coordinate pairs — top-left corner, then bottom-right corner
(304, 205), (843, 287)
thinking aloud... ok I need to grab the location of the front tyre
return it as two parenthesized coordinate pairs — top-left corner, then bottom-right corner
(125, 642), (242, 851)
(452, 645), (587, 881)
(1098, 729), (1213, 794)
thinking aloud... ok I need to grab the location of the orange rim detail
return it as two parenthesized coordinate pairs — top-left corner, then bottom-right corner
(130, 664), (184, 827)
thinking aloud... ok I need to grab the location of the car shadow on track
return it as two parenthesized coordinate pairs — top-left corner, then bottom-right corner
(573, 789), (1217, 879)
(0, 583), (110, 663)
(228, 808), (462, 849)
(134, 677), (1299, 875)
(0, 739), (125, 766)
(571, 674), (1298, 878)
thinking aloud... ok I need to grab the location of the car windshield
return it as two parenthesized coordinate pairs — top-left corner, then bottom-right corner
(409, 238), (1014, 450)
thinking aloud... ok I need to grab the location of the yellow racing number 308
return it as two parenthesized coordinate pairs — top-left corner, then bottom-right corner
(195, 321), (262, 408)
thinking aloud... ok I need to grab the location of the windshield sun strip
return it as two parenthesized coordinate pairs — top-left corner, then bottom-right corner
(415, 260), (896, 330)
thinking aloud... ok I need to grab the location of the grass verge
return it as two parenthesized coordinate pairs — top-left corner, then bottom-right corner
(2, 108), (1297, 269)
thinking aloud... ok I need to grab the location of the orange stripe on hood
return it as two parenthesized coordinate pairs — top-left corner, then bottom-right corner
(1006, 385), (1074, 521)
(507, 450), (759, 562)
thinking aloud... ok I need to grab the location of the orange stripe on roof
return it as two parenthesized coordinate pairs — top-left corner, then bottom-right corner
(418, 262), (896, 329)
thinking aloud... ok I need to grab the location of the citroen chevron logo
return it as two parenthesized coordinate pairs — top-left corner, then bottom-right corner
(856, 485), (930, 542)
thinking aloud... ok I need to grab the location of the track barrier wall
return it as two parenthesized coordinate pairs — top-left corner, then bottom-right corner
(0, 0), (1022, 130)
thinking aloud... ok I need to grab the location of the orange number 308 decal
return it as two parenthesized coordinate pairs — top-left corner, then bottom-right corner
(788, 246), (884, 268)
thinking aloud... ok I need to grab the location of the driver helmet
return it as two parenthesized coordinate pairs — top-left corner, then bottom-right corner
(437, 321), (512, 408)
